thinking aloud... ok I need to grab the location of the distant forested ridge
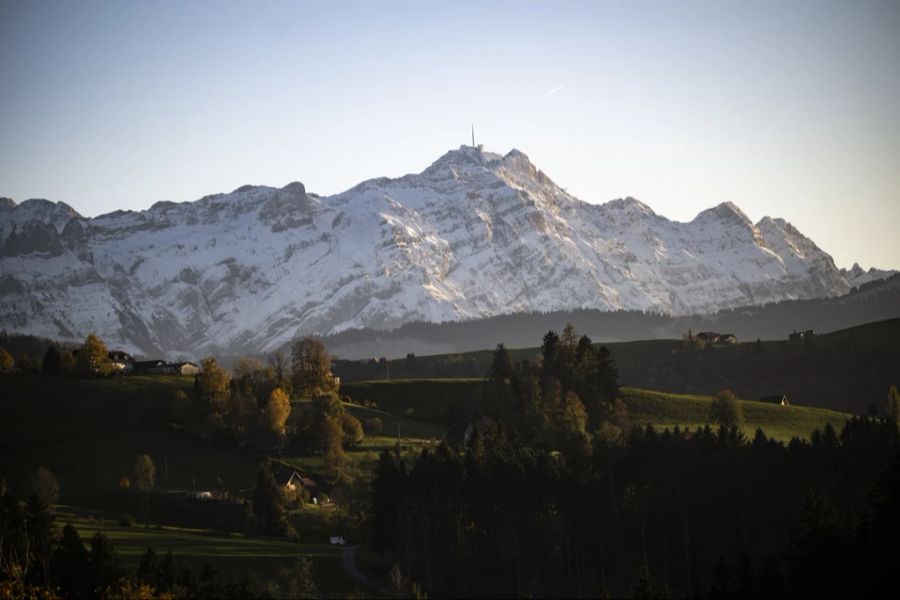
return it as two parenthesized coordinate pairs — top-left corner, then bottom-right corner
(335, 318), (900, 415)
(323, 274), (900, 359)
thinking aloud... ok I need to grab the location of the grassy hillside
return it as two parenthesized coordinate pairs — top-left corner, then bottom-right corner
(621, 387), (849, 442)
(57, 506), (352, 591)
(341, 378), (851, 443)
(0, 374), (260, 505)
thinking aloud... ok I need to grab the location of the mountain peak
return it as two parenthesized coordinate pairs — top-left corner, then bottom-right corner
(424, 145), (497, 173)
(695, 201), (752, 227)
(602, 196), (657, 216)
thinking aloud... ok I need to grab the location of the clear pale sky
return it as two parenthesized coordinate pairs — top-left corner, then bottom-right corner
(1, 0), (898, 269)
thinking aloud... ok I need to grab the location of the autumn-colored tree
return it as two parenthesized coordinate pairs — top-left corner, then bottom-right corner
(197, 357), (231, 419)
(291, 338), (338, 398)
(557, 391), (588, 435)
(341, 411), (365, 447)
(262, 387), (292, 445)
(322, 415), (349, 483)
(561, 322), (578, 352)
(0, 346), (14, 373)
(30, 467), (60, 505)
(75, 333), (112, 377)
(132, 454), (156, 526)
(132, 454), (156, 493)
(232, 358), (275, 403)
(886, 385), (900, 425)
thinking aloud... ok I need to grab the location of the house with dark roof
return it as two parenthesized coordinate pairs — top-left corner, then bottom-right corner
(695, 332), (738, 344)
(285, 472), (318, 495)
(132, 359), (166, 374)
(131, 359), (199, 375)
(107, 351), (134, 373)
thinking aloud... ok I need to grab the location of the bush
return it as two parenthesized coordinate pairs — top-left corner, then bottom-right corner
(364, 416), (384, 435)
(118, 513), (136, 527)
(709, 389), (744, 428)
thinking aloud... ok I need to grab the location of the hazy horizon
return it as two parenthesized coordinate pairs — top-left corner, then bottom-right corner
(2, 0), (899, 269)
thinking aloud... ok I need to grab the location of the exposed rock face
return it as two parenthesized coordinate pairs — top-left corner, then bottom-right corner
(0, 147), (882, 357)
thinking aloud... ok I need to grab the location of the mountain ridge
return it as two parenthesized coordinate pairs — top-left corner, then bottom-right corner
(1, 145), (895, 357)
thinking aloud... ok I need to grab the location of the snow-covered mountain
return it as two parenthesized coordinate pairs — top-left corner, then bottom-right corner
(840, 263), (897, 287)
(0, 146), (888, 357)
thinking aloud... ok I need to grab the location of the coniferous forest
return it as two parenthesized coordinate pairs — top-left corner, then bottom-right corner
(369, 330), (900, 598)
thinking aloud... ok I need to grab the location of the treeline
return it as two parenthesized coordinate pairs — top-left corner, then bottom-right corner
(372, 419), (900, 598)
(369, 327), (900, 598)
(0, 332), (120, 377)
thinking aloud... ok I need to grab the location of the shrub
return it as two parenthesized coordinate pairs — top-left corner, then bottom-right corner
(118, 513), (135, 527)
(709, 389), (744, 428)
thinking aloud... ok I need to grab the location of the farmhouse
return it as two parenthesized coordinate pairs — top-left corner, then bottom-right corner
(132, 359), (166, 374)
(160, 361), (200, 376)
(695, 332), (738, 344)
(759, 394), (790, 407)
(789, 329), (815, 342)
(107, 350), (134, 373)
(282, 470), (320, 500)
(132, 359), (199, 375)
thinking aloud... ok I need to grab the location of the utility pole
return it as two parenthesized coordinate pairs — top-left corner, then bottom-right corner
(471, 124), (475, 147)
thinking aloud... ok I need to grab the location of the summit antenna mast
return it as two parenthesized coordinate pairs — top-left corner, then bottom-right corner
(471, 124), (475, 147)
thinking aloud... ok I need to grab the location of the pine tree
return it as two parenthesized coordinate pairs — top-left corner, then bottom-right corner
(52, 523), (91, 598)
(488, 343), (515, 383)
(88, 532), (123, 595)
(42, 345), (61, 375)
(26, 494), (56, 588)
(252, 462), (284, 533)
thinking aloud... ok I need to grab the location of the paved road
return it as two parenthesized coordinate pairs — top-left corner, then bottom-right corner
(342, 545), (394, 596)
